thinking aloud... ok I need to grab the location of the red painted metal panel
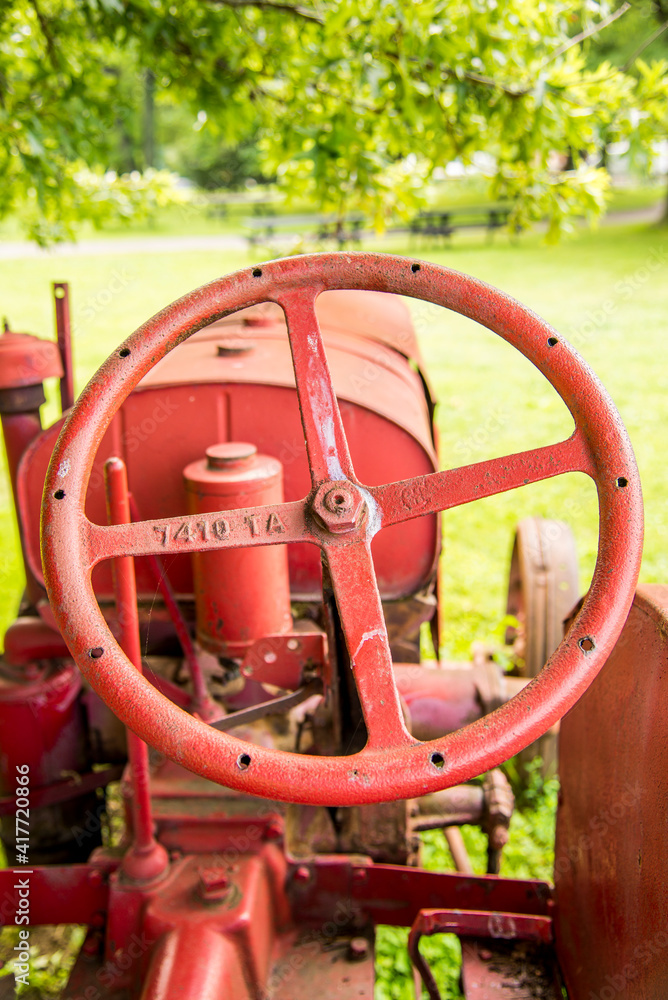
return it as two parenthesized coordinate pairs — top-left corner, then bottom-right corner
(555, 585), (668, 999)
(19, 323), (438, 603)
(287, 859), (553, 927)
(140, 925), (252, 1000)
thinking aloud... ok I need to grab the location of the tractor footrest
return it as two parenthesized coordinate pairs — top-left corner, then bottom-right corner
(269, 930), (375, 998)
(461, 938), (563, 999)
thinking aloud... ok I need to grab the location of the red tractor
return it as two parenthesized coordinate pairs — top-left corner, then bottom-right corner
(0, 251), (660, 998)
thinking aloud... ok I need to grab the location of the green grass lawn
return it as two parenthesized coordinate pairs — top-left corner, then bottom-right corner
(1, 218), (667, 995)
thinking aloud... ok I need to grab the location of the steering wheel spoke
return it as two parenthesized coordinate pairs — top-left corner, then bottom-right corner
(371, 430), (594, 530)
(324, 539), (414, 751)
(84, 499), (311, 569)
(273, 286), (356, 486)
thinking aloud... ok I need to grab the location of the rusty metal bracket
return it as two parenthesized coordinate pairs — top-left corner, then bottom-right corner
(408, 907), (553, 1000)
(210, 678), (323, 732)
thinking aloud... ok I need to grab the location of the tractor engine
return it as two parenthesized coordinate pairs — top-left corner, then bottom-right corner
(0, 284), (520, 873)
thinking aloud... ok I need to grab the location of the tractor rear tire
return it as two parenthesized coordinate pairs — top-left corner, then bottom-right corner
(505, 517), (580, 775)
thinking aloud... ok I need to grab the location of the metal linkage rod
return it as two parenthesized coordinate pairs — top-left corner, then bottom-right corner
(105, 457), (168, 883)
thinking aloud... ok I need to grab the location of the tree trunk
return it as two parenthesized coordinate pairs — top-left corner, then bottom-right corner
(143, 69), (155, 169)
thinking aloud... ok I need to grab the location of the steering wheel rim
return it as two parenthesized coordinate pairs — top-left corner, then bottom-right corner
(41, 252), (643, 806)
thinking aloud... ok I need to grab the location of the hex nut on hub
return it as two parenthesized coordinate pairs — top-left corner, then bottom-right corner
(311, 481), (366, 534)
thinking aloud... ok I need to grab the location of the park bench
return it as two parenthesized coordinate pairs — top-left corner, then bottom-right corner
(243, 213), (365, 251)
(410, 204), (511, 240)
(206, 192), (280, 220)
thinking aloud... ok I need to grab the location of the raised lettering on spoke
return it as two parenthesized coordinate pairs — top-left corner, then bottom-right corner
(85, 501), (310, 567)
(371, 432), (592, 530)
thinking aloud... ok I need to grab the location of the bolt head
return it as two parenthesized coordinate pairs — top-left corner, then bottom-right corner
(198, 866), (230, 900)
(348, 937), (370, 961)
(311, 481), (366, 534)
(263, 819), (284, 842)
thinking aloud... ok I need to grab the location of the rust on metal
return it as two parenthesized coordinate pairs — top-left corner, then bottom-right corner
(409, 907), (554, 1000)
(40, 252), (642, 806)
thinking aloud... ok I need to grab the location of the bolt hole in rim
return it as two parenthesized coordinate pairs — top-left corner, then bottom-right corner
(40, 252), (643, 806)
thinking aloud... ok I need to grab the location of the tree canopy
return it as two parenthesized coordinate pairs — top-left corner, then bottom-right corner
(2, 0), (667, 242)
(586, 0), (668, 193)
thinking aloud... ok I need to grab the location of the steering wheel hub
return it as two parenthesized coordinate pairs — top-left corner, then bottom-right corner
(312, 481), (367, 533)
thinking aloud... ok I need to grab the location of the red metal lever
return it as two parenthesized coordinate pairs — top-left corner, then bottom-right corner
(105, 457), (168, 884)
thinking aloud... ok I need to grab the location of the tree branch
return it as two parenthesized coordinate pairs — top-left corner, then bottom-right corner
(444, 66), (528, 96)
(397, 48), (530, 97)
(412, 5), (632, 100)
(30, 0), (60, 70)
(206, 0), (323, 23)
(622, 20), (668, 71)
(539, 3), (631, 68)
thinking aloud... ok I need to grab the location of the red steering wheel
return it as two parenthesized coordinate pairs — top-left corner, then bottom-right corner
(41, 253), (643, 806)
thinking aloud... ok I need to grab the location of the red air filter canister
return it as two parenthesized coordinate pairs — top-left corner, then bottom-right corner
(183, 442), (292, 654)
